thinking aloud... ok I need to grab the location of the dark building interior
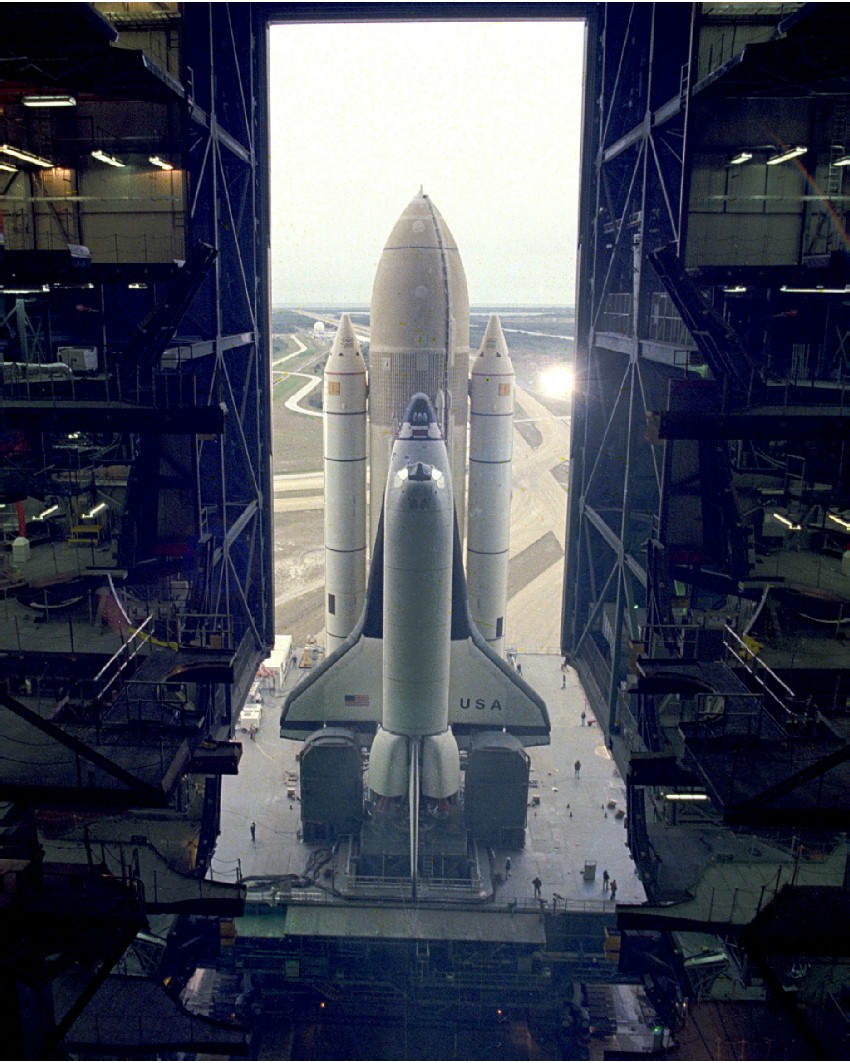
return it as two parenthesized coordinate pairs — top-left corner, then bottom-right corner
(1, 3), (849, 1059)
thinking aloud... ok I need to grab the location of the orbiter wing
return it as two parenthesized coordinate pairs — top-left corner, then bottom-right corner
(280, 513), (550, 746)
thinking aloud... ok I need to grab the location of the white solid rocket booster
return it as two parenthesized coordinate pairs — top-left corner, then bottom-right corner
(467, 314), (515, 657)
(323, 314), (368, 653)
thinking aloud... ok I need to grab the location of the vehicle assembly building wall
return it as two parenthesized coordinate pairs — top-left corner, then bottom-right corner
(0, 3), (271, 1054)
(563, 6), (850, 1056)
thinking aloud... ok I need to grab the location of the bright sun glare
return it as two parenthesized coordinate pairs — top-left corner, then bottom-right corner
(540, 364), (574, 398)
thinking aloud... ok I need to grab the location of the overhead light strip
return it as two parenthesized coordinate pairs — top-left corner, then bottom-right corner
(22, 94), (76, 108)
(0, 144), (53, 167)
(91, 149), (125, 167)
(773, 512), (802, 531)
(780, 285), (850, 294)
(767, 145), (807, 166)
(729, 151), (752, 166)
(149, 155), (174, 171)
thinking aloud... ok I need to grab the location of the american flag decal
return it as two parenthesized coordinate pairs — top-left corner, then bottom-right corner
(344, 694), (370, 707)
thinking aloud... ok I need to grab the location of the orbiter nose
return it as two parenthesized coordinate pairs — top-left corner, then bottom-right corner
(398, 392), (443, 441)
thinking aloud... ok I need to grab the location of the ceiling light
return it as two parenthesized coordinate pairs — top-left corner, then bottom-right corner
(37, 505), (60, 520)
(767, 145), (807, 166)
(834, 154), (850, 167)
(91, 149), (125, 168)
(149, 155), (174, 171)
(780, 285), (850, 294)
(0, 161), (17, 173)
(828, 513), (850, 531)
(723, 286), (747, 294)
(729, 151), (752, 166)
(0, 144), (53, 167)
(773, 512), (802, 531)
(82, 502), (107, 520)
(664, 793), (710, 802)
(22, 94), (76, 108)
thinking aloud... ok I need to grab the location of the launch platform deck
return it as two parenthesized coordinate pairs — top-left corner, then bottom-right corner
(212, 653), (646, 914)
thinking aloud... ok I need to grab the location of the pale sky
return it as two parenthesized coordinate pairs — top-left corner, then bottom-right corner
(269, 19), (585, 307)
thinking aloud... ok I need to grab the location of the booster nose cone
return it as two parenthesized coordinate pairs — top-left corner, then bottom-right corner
(328, 312), (365, 366)
(472, 313), (513, 374)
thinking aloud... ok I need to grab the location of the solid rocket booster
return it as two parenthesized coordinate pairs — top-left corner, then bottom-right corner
(368, 191), (470, 549)
(367, 394), (460, 805)
(323, 314), (368, 652)
(466, 315), (515, 657)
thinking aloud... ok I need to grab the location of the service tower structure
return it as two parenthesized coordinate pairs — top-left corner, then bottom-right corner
(467, 314), (515, 657)
(323, 314), (368, 652)
(368, 190), (470, 547)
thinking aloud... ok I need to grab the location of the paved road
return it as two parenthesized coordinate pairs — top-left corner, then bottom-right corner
(282, 374), (322, 418)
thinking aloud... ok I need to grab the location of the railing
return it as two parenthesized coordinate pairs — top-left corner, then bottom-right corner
(599, 291), (633, 336)
(649, 290), (695, 347)
(242, 882), (622, 916)
(1, 359), (201, 410)
(641, 622), (705, 660)
(722, 625), (799, 722)
(91, 616), (153, 702)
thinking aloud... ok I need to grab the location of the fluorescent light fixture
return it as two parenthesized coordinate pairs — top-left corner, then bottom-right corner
(0, 285), (50, 294)
(767, 145), (807, 166)
(834, 154), (850, 167)
(37, 505), (60, 520)
(780, 285), (850, 294)
(22, 94), (76, 108)
(149, 155), (174, 170)
(773, 512), (802, 531)
(828, 513), (850, 531)
(723, 286), (747, 294)
(729, 151), (752, 165)
(0, 144), (53, 167)
(91, 149), (125, 168)
(82, 502), (107, 520)
(664, 793), (710, 802)
(0, 161), (17, 173)
(128, 282), (149, 290)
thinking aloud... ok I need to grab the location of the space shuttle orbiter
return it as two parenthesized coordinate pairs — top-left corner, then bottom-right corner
(282, 193), (550, 889)
(282, 395), (549, 884)
(281, 393), (550, 753)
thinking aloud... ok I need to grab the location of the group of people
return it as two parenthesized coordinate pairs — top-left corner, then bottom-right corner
(509, 871), (617, 902)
